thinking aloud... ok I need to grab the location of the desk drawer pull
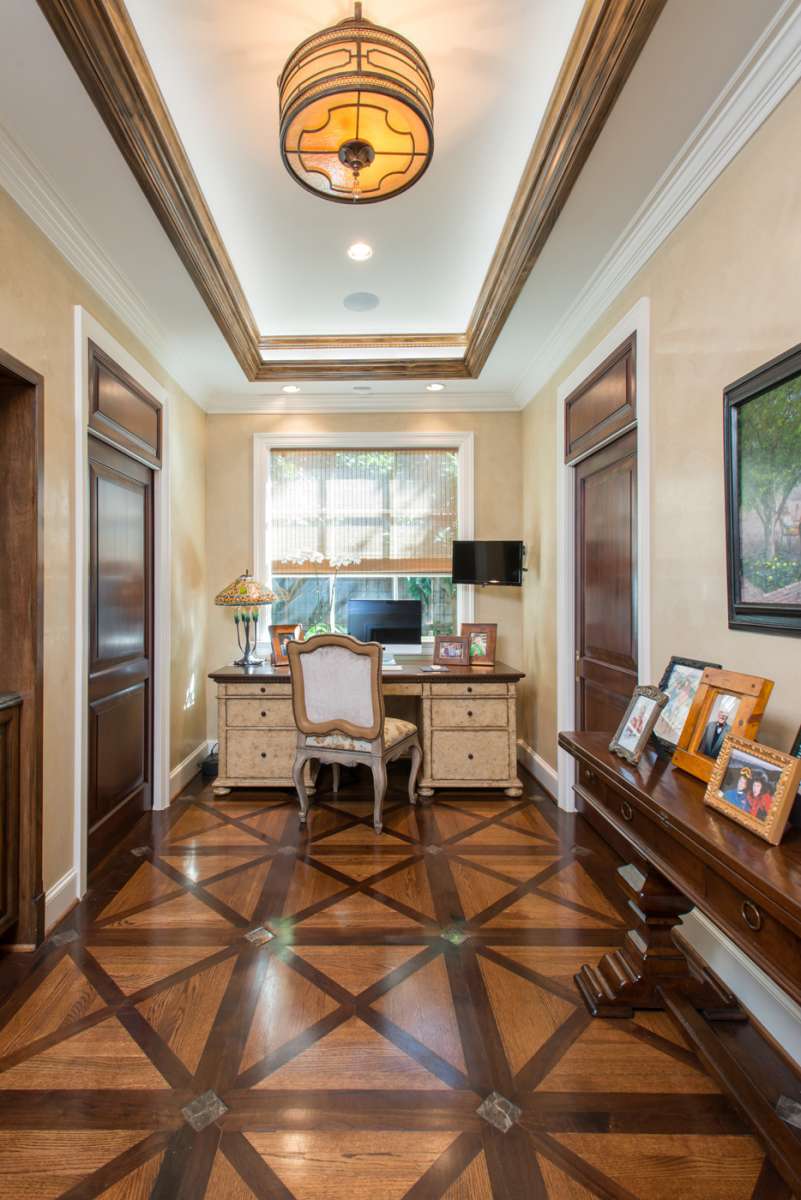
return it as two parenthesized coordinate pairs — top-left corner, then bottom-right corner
(467, 752), (474, 761)
(620, 801), (634, 822)
(260, 687), (266, 694)
(260, 751), (267, 759)
(467, 710), (473, 717)
(466, 686), (473, 694)
(260, 710), (266, 717)
(741, 901), (762, 932)
(585, 769), (596, 783)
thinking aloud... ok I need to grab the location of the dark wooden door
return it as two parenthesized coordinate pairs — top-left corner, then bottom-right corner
(88, 437), (153, 869)
(575, 429), (638, 732)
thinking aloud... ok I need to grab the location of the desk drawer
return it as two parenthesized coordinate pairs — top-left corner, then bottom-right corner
(223, 682), (289, 698)
(226, 728), (295, 779)
(226, 698), (294, 728)
(431, 698), (507, 729)
(428, 682), (508, 698)
(431, 730), (509, 781)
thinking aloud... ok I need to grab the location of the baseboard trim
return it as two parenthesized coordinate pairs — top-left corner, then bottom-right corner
(681, 908), (801, 1069)
(517, 739), (558, 800)
(44, 867), (80, 934)
(170, 740), (212, 801)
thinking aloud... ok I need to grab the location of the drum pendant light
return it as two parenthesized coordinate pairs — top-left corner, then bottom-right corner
(278, 3), (434, 204)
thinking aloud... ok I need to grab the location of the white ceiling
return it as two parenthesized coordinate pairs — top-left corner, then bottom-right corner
(0, 0), (794, 408)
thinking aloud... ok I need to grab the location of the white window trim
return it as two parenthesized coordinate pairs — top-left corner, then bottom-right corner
(252, 431), (475, 645)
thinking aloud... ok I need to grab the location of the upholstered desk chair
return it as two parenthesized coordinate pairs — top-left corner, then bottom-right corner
(287, 634), (422, 834)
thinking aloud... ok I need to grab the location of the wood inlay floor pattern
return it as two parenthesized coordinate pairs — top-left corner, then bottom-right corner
(0, 775), (782, 1199)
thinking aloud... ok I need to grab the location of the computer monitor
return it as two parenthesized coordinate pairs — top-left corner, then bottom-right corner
(346, 599), (423, 655)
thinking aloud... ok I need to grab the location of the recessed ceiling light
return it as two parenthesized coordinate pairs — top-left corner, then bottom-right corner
(426, 383), (445, 392)
(343, 291), (380, 312)
(347, 241), (373, 262)
(282, 385), (301, 394)
(353, 385), (372, 392)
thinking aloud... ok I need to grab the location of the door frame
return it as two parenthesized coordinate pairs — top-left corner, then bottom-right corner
(556, 297), (651, 810)
(73, 307), (170, 897)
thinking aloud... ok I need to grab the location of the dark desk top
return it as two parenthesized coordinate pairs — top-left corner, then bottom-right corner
(210, 659), (524, 684)
(559, 729), (801, 930)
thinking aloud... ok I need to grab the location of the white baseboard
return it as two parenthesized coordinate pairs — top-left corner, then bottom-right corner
(44, 867), (79, 934)
(681, 908), (801, 1069)
(517, 739), (558, 800)
(170, 740), (212, 801)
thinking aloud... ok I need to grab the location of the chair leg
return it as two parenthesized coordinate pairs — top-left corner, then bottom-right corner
(370, 757), (388, 834)
(408, 739), (422, 805)
(293, 753), (310, 825)
(331, 762), (341, 794)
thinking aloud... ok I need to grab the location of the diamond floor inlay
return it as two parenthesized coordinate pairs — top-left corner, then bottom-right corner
(0, 771), (779, 1199)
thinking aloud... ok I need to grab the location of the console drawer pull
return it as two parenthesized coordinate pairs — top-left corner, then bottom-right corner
(741, 901), (762, 932)
(466, 686), (473, 694)
(620, 801), (634, 822)
(467, 710), (473, 717)
(467, 752), (474, 761)
(261, 710), (266, 717)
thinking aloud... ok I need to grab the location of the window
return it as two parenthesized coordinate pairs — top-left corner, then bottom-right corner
(254, 434), (474, 644)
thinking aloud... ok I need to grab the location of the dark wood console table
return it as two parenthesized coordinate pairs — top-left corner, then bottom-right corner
(560, 730), (801, 1194)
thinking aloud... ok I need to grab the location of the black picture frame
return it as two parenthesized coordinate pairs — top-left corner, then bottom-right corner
(651, 655), (722, 757)
(724, 342), (801, 636)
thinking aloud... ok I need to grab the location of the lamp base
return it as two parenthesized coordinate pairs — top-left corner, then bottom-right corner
(234, 649), (264, 667)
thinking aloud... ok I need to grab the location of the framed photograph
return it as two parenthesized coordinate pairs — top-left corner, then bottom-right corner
(270, 623), (303, 667)
(460, 623), (497, 666)
(433, 634), (470, 667)
(789, 723), (801, 830)
(651, 656), (722, 756)
(724, 342), (801, 636)
(705, 735), (801, 845)
(671, 668), (773, 783)
(609, 686), (668, 765)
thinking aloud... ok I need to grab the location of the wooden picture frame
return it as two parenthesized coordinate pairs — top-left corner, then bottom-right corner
(433, 634), (469, 667)
(724, 342), (801, 637)
(651, 656), (722, 756)
(704, 734), (801, 845)
(671, 668), (773, 783)
(269, 623), (302, 667)
(789, 723), (801, 830)
(460, 622), (497, 666)
(609, 685), (668, 765)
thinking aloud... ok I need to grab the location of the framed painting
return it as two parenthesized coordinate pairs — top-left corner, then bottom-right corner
(724, 342), (801, 635)
(651, 656), (721, 756)
(704, 735), (801, 845)
(671, 667), (773, 783)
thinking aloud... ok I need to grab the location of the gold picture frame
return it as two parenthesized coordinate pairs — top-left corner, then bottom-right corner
(433, 634), (470, 667)
(460, 622), (497, 666)
(671, 668), (773, 783)
(704, 734), (801, 845)
(270, 623), (303, 667)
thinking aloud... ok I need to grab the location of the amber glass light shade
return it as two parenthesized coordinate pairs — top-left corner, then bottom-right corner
(214, 571), (276, 607)
(278, 4), (434, 204)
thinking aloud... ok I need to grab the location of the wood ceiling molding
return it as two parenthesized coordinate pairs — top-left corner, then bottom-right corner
(38, 0), (665, 383)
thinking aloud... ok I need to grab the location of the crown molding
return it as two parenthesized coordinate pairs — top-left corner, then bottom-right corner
(37, 0), (663, 383)
(513, 0), (801, 407)
(203, 391), (517, 415)
(0, 118), (165, 359)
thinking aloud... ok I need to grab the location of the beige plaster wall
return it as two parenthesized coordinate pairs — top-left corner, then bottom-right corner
(521, 81), (801, 771)
(205, 411), (523, 738)
(0, 187), (207, 892)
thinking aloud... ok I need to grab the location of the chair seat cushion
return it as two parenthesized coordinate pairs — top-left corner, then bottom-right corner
(305, 717), (417, 753)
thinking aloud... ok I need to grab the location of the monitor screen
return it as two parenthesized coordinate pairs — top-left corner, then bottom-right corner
(346, 599), (423, 653)
(451, 540), (524, 586)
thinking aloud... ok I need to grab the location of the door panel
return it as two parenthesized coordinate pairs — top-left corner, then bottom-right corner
(575, 429), (638, 731)
(88, 437), (153, 869)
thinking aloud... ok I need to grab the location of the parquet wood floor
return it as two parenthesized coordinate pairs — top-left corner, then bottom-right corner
(0, 770), (789, 1199)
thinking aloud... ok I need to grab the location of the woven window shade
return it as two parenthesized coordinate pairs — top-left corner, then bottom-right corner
(270, 448), (458, 574)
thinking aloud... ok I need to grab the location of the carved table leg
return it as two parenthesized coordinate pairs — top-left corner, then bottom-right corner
(575, 862), (742, 1019)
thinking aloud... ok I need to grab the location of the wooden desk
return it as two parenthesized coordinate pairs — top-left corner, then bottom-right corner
(559, 730), (801, 1015)
(209, 660), (525, 798)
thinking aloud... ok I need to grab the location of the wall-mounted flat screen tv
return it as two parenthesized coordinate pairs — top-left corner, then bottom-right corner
(451, 540), (524, 586)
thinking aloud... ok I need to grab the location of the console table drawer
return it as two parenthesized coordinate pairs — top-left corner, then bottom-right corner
(431, 698), (508, 729)
(428, 682), (508, 698)
(431, 730), (509, 780)
(226, 728), (295, 779)
(226, 698), (294, 728)
(703, 866), (801, 979)
(224, 682), (288, 698)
